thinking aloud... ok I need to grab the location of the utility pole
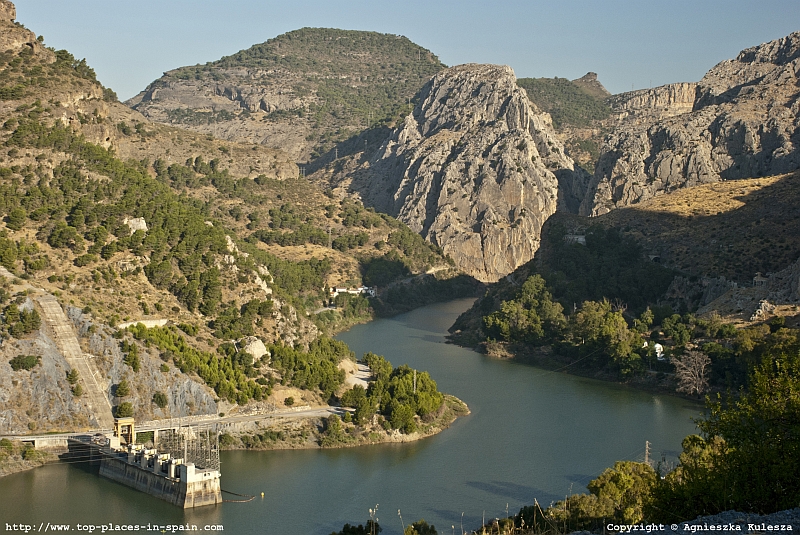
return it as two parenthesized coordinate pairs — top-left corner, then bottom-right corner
(413, 369), (417, 394)
(645, 440), (651, 466)
(334, 147), (338, 160)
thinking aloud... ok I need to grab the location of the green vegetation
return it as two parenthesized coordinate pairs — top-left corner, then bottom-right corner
(152, 391), (168, 409)
(66, 368), (79, 385)
(648, 346), (800, 519)
(115, 402), (133, 418)
(516, 77), (611, 129)
(8, 354), (40, 371)
(542, 224), (675, 312)
(513, 461), (657, 533)
(320, 413), (351, 447)
(0, 44), (110, 104)
(338, 352), (443, 433)
(128, 324), (266, 405)
(115, 380), (130, 397)
(150, 28), (445, 157)
(494, 345), (799, 530)
(268, 337), (352, 399)
(328, 520), (382, 535)
(2, 303), (42, 337)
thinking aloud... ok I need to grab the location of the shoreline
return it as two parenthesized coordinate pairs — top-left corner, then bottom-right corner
(218, 394), (470, 451)
(0, 395), (470, 479)
(451, 337), (707, 403)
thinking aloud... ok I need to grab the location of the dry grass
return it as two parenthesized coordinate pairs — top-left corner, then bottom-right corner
(596, 171), (800, 283)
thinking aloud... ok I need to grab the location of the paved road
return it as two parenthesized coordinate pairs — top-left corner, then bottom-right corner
(0, 406), (344, 440)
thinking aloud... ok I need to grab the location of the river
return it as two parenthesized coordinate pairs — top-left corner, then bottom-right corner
(1, 298), (700, 534)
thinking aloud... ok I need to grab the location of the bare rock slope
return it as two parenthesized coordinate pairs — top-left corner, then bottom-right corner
(583, 31), (800, 215)
(328, 64), (588, 282)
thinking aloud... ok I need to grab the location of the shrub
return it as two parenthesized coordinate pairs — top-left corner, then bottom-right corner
(115, 380), (130, 397)
(115, 402), (133, 418)
(152, 391), (168, 409)
(9, 354), (40, 371)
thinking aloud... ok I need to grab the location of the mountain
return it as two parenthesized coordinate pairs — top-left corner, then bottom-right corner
(0, 3), (461, 433)
(312, 64), (590, 282)
(127, 28), (445, 161)
(516, 73), (613, 172)
(582, 31), (800, 216)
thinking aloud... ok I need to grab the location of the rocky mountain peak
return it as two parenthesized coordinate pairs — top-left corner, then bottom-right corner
(0, 0), (15, 22)
(321, 63), (588, 282)
(572, 72), (611, 98)
(582, 31), (800, 216)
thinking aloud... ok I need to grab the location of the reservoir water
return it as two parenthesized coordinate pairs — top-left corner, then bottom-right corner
(1, 299), (700, 534)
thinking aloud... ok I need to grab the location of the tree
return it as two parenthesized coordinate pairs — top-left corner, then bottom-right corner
(329, 521), (381, 535)
(115, 402), (133, 418)
(66, 368), (79, 385)
(6, 207), (26, 231)
(115, 379), (130, 397)
(517, 461), (656, 532)
(649, 349), (800, 519)
(152, 391), (168, 409)
(671, 350), (711, 396)
(404, 520), (437, 535)
(9, 354), (39, 371)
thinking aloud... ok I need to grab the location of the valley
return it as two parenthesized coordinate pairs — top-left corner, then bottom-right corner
(1, 0), (800, 532)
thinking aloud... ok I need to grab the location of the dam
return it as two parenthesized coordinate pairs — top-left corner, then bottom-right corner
(98, 417), (222, 508)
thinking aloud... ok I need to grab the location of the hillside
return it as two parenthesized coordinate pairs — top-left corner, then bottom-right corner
(516, 73), (612, 173)
(0, 3), (463, 434)
(127, 28), (445, 161)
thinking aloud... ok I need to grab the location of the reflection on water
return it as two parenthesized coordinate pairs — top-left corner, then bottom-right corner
(1, 299), (700, 535)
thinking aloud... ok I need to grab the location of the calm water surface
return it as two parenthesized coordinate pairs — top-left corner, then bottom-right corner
(1, 299), (700, 534)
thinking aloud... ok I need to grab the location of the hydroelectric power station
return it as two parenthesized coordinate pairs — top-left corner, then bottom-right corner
(97, 417), (223, 508)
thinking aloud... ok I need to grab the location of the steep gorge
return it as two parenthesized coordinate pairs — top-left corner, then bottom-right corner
(316, 64), (589, 282)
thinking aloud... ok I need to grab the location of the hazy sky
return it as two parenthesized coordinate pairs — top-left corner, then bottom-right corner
(14, 0), (800, 100)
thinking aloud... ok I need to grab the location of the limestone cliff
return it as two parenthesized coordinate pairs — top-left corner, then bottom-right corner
(583, 31), (800, 216)
(323, 64), (588, 282)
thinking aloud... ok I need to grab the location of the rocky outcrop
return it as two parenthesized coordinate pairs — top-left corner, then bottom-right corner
(0, 1), (53, 61)
(339, 64), (588, 282)
(606, 83), (697, 124)
(583, 31), (800, 216)
(0, 0), (15, 21)
(571, 72), (611, 99)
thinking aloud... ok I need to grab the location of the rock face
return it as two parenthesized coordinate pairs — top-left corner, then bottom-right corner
(571, 72), (611, 99)
(0, 1), (52, 61)
(583, 31), (800, 216)
(606, 82), (697, 124)
(344, 64), (588, 282)
(0, 0), (15, 21)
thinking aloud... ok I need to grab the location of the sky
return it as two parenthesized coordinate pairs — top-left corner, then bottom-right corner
(13, 0), (800, 101)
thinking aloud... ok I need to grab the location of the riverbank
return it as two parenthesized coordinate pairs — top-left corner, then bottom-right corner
(474, 339), (706, 402)
(218, 394), (470, 451)
(0, 439), (60, 478)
